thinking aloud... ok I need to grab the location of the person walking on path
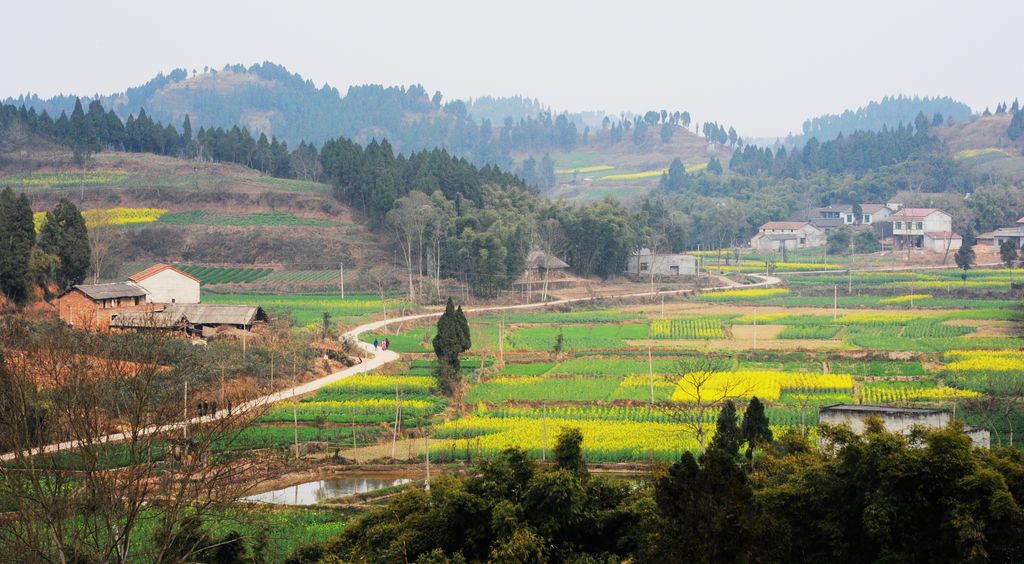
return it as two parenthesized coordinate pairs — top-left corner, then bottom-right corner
(373, 338), (379, 351)
(384, 338), (390, 351)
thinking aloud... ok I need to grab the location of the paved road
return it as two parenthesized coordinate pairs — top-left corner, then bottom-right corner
(1, 275), (779, 462)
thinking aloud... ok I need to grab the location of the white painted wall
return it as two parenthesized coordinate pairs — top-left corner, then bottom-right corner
(137, 270), (200, 304)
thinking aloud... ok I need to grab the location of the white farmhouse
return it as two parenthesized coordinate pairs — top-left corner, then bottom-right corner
(750, 221), (826, 251)
(891, 208), (953, 248)
(922, 231), (962, 253)
(129, 264), (201, 304)
(625, 248), (697, 276)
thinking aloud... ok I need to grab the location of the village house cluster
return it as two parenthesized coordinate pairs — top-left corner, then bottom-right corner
(748, 202), (968, 253)
(55, 264), (266, 339)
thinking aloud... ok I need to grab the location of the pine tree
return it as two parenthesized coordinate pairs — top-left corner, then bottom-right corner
(707, 156), (723, 175)
(432, 297), (471, 395)
(709, 400), (742, 457)
(741, 397), (773, 460)
(1007, 108), (1024, 141)
(954, 242), (976, 283)
(0, 188), (36, 304)
(38, 198), (91, 290)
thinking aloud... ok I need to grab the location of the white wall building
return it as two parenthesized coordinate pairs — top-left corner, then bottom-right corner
(891, 208), (952, 247)
(129, 264), (201, 304)
(750, 221), (826, 250)
(819, 404), (989, 449)
(922, 231), (963, 253)
(626, 249), (697, 276)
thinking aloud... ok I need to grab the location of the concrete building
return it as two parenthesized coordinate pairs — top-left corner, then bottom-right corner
(922, 231), (963, 253)
(819, 404), (989, 449)
(990, 217), (1024, 249)
(55, 282), (156, 330)
(750, 221), (826, 251)
(129, 263), (201, 304)
(891, 208), (952, 247)
(626, 248), (697, 276)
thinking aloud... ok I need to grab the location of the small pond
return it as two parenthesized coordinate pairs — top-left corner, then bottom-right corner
(244, 477), (411, 505)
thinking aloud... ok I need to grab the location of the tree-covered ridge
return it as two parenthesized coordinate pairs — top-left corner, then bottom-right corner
(3, 63), (716, 173)
(792, 94), (972, 146)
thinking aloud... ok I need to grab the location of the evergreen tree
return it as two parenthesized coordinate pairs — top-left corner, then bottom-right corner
(38, 198), (90, 290)
(539, 153), (555, 189)
(1007, 107), (1024, 141)
(0, 188), (36, 304)
(708, 400), (742, 456)
(706, 156), (723, 175)
(432, 297), (471, 395)
(954, 241), (976, 282)
(999, 240), (1018, 269)
(553, 427), (585, 476)
(740, 397), (772, 460)
(659, 122), (673, 144)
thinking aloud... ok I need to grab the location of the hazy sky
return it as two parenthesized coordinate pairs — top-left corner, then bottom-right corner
(2, 0), (1022, 138)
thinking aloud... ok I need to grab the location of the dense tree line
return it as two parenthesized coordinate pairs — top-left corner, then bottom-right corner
(790, 95), (972, 146)
(729, 120), (939, 178)
(289, 405), (1024, 563)
(0, 189), (89, 305)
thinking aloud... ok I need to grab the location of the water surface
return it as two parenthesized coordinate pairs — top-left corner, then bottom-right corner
(244, 477), (411, 505)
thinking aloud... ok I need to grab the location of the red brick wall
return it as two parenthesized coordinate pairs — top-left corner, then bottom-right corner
(55, 290), (159, 331)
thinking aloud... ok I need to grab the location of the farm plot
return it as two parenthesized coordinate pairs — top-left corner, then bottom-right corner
(258, 375), (446, 425)
(506, 323), (649, 351)
(155, 210), (336, 227)
(175, 265), (273, 285)
(943, 350), (1024, 395)
(650, 317), (727, 339)
(204, 294), (409, 325)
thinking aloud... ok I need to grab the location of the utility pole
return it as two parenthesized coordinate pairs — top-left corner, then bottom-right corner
(753, 307), (758, 349)
(339, 261), (345, 299)
(648, 344), (655, 404)
(542, 402), (548, 461)
(183, 381), (188, 440)
(425, 433), (431, 491)
(833, 284), (838, 320)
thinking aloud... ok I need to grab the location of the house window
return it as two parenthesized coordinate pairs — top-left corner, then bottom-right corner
(895, 221), (902, 229)
(846, 214), (854, 223)
(800, 238), (806, 244)
(916, 222), (923, 230)
(640, 262), (649, 272)
(864, 214), (872, 223)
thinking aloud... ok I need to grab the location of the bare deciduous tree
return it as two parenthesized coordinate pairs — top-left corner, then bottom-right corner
(658, 357), (752, 452)
(0, 320), (265, 563)
(87, 210), (121, 284)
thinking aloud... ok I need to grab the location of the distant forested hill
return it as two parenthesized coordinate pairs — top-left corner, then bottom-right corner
(3, 63), (595, 170)
(786, 95), (972, 146)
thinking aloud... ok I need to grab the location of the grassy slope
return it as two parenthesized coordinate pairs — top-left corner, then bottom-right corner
(1, 149), (391, 285)
(933, 114), (1024, 181)
(520, 125), (731, 203)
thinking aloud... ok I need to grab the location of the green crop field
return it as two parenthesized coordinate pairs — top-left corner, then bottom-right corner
(203, 293), (410, 325)
(176, 265), (274, 284)
(156, 210), (337, 227)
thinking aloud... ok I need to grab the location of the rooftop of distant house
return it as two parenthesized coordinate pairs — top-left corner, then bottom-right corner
(128, 263), (200, 283)
(891, 208), (949, 219)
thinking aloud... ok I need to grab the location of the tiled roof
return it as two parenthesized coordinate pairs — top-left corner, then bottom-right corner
(129, 263), (200, 283)
(859, 203), (889, 213)
(891, 208), (947, 219)
(760, 221), (810, 231)
(163, 304), (267, 326)
(924, 231), (961, 240)
(820, 403), (944, 415)
(73, 282), (148, 300)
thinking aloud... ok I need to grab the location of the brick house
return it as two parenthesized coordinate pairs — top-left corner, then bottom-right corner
(55, 282), (157, 330)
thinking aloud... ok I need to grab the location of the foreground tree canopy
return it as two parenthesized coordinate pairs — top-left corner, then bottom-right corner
(294, 413), (1024, 563)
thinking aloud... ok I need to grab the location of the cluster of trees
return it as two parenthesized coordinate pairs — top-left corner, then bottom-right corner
(295, 405), (1024, 563)
(0, 189), (89, 305)
(791, 95), (971, 145)
(729, 120), (939, 177)
(1007, 100), (1024, 141)
(702, 121), (739, 146)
